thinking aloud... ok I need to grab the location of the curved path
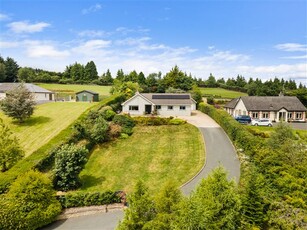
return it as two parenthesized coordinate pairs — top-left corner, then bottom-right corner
(42, 111), (240, 230)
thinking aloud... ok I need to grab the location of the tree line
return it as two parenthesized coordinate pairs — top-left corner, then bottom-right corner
(1, 55), (306, 100)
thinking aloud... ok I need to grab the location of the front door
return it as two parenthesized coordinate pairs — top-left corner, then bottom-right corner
(279, 112), (286, 121)
(145, 105), (152, 114)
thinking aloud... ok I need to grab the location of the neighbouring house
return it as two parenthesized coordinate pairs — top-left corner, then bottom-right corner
(76, 90), (99, 102)
(0, 83), (55, 102)
(224, 96), (307, 122)
(122, 92), (197, 116)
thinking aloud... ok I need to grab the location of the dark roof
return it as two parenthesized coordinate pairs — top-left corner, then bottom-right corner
(227, 96), (306, 111)
(141, 93), (196, 105)
(224, 98), (240, 109)
(0, 83), (53, 93)
(76, 90), (99, 95)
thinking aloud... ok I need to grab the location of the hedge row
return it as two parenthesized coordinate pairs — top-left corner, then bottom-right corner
(198, 102), (262, 156)
(133, 116), (186, 126)
(0, 95), (125, 194)
(57, 190), (121, 208)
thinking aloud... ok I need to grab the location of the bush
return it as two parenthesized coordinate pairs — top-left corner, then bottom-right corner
(108, 123), (122, 139)
(113, 114), (135, 135)
(207, 96), (214, 105)
(54, 144), (88, 191)
(133, 116), (171, 126)
(102, 109), (116, 121)
(0, 170), (62, 230)
(57, 190), (121, 208)
(168, 118), (186, 125)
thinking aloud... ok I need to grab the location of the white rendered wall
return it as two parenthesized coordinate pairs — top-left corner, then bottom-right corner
(122, 95), (151, 115)
(234, 99), (247, 116)
(157, 105), (191, 116)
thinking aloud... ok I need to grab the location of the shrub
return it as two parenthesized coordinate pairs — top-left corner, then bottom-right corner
(113, 114), (135, 135)
(103, 109), (116, 121)
(0, 170), (62, 230)
(168, 118), (186, 125)
(207, 96), (214, 105)
(57, 190), (121, 208)
(108, 123), (122, 139)
(54, 144), (88, 191)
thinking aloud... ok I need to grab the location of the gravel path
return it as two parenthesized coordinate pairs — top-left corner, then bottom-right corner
(43, 110), (241, 230)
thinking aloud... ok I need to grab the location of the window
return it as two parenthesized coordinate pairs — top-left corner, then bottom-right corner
(288, 112), (292, 119)
(180, 106), (186, 110)
(252, 112), (258, 119)
(156, 105), (161, 110)
(129, 105), (139, 111)
(296, 112), (302, 119)
(167, 106), (173, 110)
(262, 112), (269, 118)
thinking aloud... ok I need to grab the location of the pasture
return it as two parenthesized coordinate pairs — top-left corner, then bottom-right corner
(0, 102), (96, 156)
(36, 83), (111, 99)
(79, 124), (205, 193)
(200, 87), (247, 98)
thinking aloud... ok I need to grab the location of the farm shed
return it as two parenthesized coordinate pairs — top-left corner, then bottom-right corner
(76, 90), (99, 102)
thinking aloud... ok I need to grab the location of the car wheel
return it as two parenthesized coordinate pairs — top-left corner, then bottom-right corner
(255, 123), (258, 126)
(268, 124), (272, 127)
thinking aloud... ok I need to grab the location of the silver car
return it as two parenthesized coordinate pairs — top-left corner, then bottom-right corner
(251, 119), (273, 127)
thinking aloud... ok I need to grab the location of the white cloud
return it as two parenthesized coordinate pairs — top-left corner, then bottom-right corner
(0, 13), (10, 21)
(8, 21), (50, 33)
(0, 41), (19, 48)
(275, 43), (307, 52)
(82, 4), (102, 15)
(281, 55), (307, 60)
(78, 30), (108, 38)
(24, 40), (70, 58)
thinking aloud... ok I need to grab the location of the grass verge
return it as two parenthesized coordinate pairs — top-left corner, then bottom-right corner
(200, 87), (247, 98)
(79, 124), (205, 193)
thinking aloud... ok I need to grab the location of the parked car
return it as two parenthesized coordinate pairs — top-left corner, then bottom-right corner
(251, 119), (273, 127)
(235, 115), (252, 124)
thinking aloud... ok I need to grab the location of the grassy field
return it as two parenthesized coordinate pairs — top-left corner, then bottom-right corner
(36, 83), (111, 99)
(79, 124), (205, 193)
(200, 87), (247, 99)
(0, 102), (96, 156)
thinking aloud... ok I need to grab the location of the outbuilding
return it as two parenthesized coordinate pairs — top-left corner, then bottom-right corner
(76, 90), (99, 102)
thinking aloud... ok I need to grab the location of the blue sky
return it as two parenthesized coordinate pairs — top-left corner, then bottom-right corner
(0, 0), (306, 83)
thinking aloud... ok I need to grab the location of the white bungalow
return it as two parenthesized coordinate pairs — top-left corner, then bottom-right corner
(122, 92), (197, 116)
(224, 96), (307, 122)
(0, 83), (55, 102)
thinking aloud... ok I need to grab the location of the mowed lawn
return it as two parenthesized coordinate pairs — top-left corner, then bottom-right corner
(80, 124), (205, 193)
(36, 83), (111, 97)
(200, 87), (247, 98)
(0, 102), (95, 156)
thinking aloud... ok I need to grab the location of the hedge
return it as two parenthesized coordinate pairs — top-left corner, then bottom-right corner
(133, 116), (186, 126)
(57, 190), (121, 208)
(198, 102), (262, 156)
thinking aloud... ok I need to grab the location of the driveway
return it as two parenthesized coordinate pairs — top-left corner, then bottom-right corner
(179, 111), (240, 195)
(43, 111), (240, 230)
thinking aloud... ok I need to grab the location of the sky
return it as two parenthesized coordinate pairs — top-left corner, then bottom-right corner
(0, 0), (306, 84)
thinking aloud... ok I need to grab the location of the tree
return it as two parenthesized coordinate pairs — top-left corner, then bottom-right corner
(206, 73), (217, 87)
(100, 69), (113, 85)
(0, 170), (62, 230)
(191, 85), (203, 106)
(4, 57), (19, 82)
(0, 83), (36, 122)
(54, 144), (88, 191)
(0, 119), (24, 172)
(17, 67), (35, 82)
(70, 62), (84, 81)
(138, 71), (146, 85)
(0, 62), (6, 82)
(116, 69), (125, 81)
(241, 168), (266, 228)
(117, 181), (155, 230)
(163, 65), (193, 91)
(174, 167), (241, 229)
(84, 60), (98, 81)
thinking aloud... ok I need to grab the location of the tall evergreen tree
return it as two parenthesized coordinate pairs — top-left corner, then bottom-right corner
(84, 61), (98, 81)
(100, 69), (113, 85)
(116, 69), (125, 81)
(4, 57), (19, 82)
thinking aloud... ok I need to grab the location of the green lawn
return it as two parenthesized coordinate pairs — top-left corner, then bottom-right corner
(36, 83), (111, 99)
(0, 102), (96, 156)
(200, 87), (247, 98)
(79, 124), (205, 193)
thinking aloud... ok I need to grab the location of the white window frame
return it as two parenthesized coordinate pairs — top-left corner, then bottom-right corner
(296, 112), (302, 119)
(129, 105), (139, 111)
(156, 105), (161, 110)
(167, 105), (173, 110)
(288, 112), (292, 119)
(180, 106), (186, 110)
(252, 112), (258, 119)
(262, 112), (269, 118)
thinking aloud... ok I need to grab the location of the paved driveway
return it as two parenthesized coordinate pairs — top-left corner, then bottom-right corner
(43, 111), (240, 230)
(179, 111), (240, 195)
